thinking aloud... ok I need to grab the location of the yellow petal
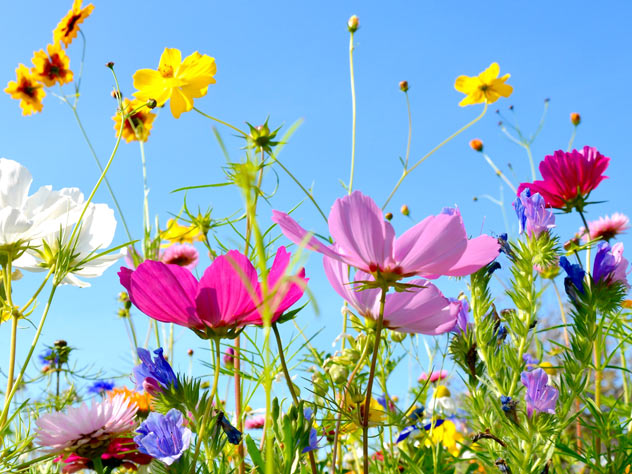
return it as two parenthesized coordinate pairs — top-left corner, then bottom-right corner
(169, 87), (194, 119)
(159, 48), (182, 75)
(492, 79), (513, 98)
(479, 62), (500, 82)
(454, 75), (477, 93)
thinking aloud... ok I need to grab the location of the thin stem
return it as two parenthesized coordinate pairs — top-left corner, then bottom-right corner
(481, 153), (517, 193)
(362, 289), (386, 474)
(153, 320), (161, 349)
(404, 92), (412, 169)
(383, 103), (488, 209)
(551, 279), (570, 347)
(348, 30), (357, 194)
(273, 324), (318, 474)
(3, 255), (17, 402)
(525, 144), (536, 181)
(139, 139), (151, 255)
(621, 340), (630, 405)
(567, 126), (578, 152)
(19, 267), (55, 314)
(193, 107), (247, 136)
(577, 209), (592, 274)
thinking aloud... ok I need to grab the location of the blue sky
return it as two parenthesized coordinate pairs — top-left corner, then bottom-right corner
(1, 1), (631, 406)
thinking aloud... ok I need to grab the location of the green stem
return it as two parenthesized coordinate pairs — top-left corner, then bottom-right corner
(3, 255), (17, 403)
(621, 340), (630, 405)
(348, 31), (357, 194)
(19, 267), (55, 314)
(383, 102), (488, 209)
(482, 152), (517, 193)
(362, 289), (386, 474)
(404, 92), (412, 169)
(153, 320), (161, 349)
(193, 107), (247, 136)
(567, 126), (577, 152)
(92, 457), (105, 474)
(139, 139), (151, 255)
(524, 143), (536, 181)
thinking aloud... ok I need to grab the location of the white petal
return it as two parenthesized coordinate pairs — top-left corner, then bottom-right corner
(0, 158), (33, 209)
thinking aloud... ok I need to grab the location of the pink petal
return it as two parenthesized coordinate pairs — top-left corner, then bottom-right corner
(434, 235), (500, 277)
(271, 210), (341, 260)
(118, 262), (203, 329)
(265, 246), (308, 317)
(323, 253), (379, 317)
(195, 250), (259, 328)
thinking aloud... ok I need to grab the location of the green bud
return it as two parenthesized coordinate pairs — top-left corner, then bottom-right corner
(391, 330), (407, 343)
(327, 365), (349, 385)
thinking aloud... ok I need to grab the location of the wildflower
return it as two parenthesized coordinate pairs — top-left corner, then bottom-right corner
(302, 407), (319, 453)
(245, 414), (266, 429)
(523, 354), (539, 371)
(223, 347), (235, 368)
(54, 437), (152, 473)
(4, 64), (46, 115)
(513, 189), (555, 237)
(160, 243), (199, 270)
(560, 257), (586, 299)
(133, 347), (177, 394)
(31, 43), (74, 88)
(39, 348), (60, 366)
(580, 213), (629, 242)
(347, 15), (359, 32)
(35, 394), (137, 457)
(539, 361), (557, 376)
(87, 380), (115, 395)
(245, 119), (280, 153)
(418, 370), (448, 383)
(323, 256), (459, 335)
(112, 98), (157, 143)
(161, 218), (203, 244)
(517, 147), (610, 212)
(217, 412), (242, 444)
(454, 62), (513, 107)
(133, 47), (217, 119)
(427, 385), (455, 413)
(593, 242), (629, 288)
(521, 368), (559, 416)
(53, 0), (95, 47)
(570, 112), (581, 126)
(469, 139), (483, 152)
(450, 298), (470, 334)
(425, 419), (463, 455)
(273, 191), (499, 283)
(135, 409), (191, 465)
(399, 80), (409, 92)
(376, 395), (396, 412)
(108, 387), (152, 413)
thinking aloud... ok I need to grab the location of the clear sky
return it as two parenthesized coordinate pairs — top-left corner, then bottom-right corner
(1, 1), (631, 405)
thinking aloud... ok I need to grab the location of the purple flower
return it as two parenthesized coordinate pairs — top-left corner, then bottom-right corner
(513, 189), (555, 237)
(450, 298), (470, 335)
(87, 380), (115, 395)
(560, 256), (585, 295)
(302, 408), (319, 453)
(593, 242), (629, 288)
(522, 354), (539, 371)
(133, 348), (177, 395)
(135, 409), (191, 465)
(223, 347), (235, 367)
(521, 368), (558, 416)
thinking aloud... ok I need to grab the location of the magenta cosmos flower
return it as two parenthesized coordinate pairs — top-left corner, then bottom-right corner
(36, 394), (137, 457)
(272, 191), (499, 281)
(324, 256), (458, 334)
(517, 146), (610, 211)
(119, 246), (307, 339)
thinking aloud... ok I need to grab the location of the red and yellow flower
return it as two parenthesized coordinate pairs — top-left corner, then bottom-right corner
(53, 0), (95, 48)
(112, 98), (157, 143)
(31, 43), (74, 87)
(4, 64), (46, 115)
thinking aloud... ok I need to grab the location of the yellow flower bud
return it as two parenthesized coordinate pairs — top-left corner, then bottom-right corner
(399, 80), (409, 92)
(347, 15), (359, 33)
(469, 138), (484, 152)
(570, 112), (581, 126)
(400, 204), (410, 216)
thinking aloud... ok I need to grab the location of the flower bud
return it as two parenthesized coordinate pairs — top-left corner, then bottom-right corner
(54, 340), (67, 348)
(110, 90), (122, 100)
(391, 331), (406, 343)
(469, 138), (483, 152)
(400, 204), (410, 216)
(187, 349), (194, 356)
(570, 112), (581, 126)
(106, 61), (115, 69)
(384, 212), (393, 221)
(399, 80), (408, 92)
(328, 364), (349, 384)
(146, 98), (157, 109)
(223, 347), (235, 368)
(347, 15), (359, 33)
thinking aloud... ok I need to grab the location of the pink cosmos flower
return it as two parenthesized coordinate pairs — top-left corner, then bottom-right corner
(160, 243), (199, 270)
(323, 255), (458, 334)
(418, 370), (449, 383)
(272, 191), (499, 280)
(54, 437), (152, 473)
(119, 247), (307, 339)
(245, 414), (266, 429)
(36, 394), (137, 456)
(517, 146), (610, 211)
(580, 212), (629, 242)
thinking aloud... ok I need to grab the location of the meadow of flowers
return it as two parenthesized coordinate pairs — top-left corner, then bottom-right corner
(1, 3), (631, 474)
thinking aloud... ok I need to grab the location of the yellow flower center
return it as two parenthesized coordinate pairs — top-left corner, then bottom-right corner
(159, 64), (175, 78)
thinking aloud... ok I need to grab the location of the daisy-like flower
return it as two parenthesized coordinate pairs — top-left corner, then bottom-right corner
(454, 62), (513, 107)
(112, 98), (157, 143)
(160, 243), (199, 270)
(133, 47), (217, 118)
(53, 0), (95, 48)
(35, 394), (137, 458)
(4, 64), (46, 115)
(580, 212), (630, 242)
(54, 437), (152, 474)
(108, 386), (152, 413)
(31, 43), (74, 87)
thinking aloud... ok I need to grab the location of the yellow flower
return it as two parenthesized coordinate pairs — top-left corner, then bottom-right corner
(424, 419), (463, 456)
(161, 219), (204, 245)
(539, 361), (557, 376)
(341, 397), (386, 433)
(113, 98), (157, 143)
(31, 43), (74, 87)
(433, 385), (451, 398)
(4, 64), (46, 115)
(109, 386), (152, 412)
(133, 48), (216, 119)
(53, 0), (95, 48)
(454, 62), (513, 107)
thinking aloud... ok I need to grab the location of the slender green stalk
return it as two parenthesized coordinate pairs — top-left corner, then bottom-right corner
(404, 91), (412, 169)
(193, 107), (247, 136)
(383, 103), (488, 209)
(348, 30), (358, 194)
(19, 267), (55, 314)
(620, 340), (630, 405)
(362, 288), (387, 474)
(139, 139), (151, 255)
(481, 152), (517, 193)
(567, 125), (578, 152)
(3, 255), (17, 403)
(525, 144), (536, 181)
(92, 458), (105, 474)
(153, 320), (161, 349)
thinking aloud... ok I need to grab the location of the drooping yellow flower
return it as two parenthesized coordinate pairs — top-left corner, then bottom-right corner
(133, 48), (217, 119)
(109, 386), (152, 412)
(454, 62), (513, 107)
(113, 98), (157, 143)
(31, 43), (74, 87)
(424, 419), (463, 456)
(161, 219), (204, 245)
(4, 64), (46, 115)
(53, 0), (95, 48)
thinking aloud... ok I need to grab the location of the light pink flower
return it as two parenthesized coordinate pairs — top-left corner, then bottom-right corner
(245, 414), (266, 429)
(580, 213), (629, 242)
(272, 191), (499, 280)
(35, 394), (137, 455)
(418, 370), (448, 383)
(160, 243), (199, 270)
(323, 255), (458, 335)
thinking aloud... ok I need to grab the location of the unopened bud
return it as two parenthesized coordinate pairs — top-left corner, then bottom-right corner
(42, 365), (51, 373)
(223, 347), (235, 368)
(118, 291), (129, 303)
(54, 340), (67, 348)
(400, 204), (410, 216)
(146, 98), (157, 109)
(106, 61), (115, 69)
(473, 196), (478, 202)
(347, 15), (359, 33)
(508, 105), (514, 111)
(469, 138), (483, 152)
(110, 90), (122, 100)
(399, 80), (408, 92)
(570, 112), (581, 126)
(187, 349), (194, 356)
(391, 331), (406, 343)
(384, 212), (393, 221)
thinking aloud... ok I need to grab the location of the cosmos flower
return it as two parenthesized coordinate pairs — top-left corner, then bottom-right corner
(135, 409), (191, 465)
(521, 368), (559, 416)
(133, 347), (177, 394)
(160, 243), (199, 270)
(133, 48), (217, 118)
(580, 213), (629, 242)
(418, 370), (448, 383)
(517, 147), (610, 211)
(54, 438), (152, 473)
(4, 64), (46, 115)
(273, 191), (499, 281)
(53, 0), (95, 48)
(35, 394), (137, 456)
(513, 189), (555, 237)
(593, 242), (629, 289)
(112, 98), (157, 143)
(454, 62), (513, 107)
(245, 414), (266, 430)
(31, 43), (74, 87)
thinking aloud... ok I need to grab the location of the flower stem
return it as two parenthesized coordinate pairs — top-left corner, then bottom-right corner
(3, 255), (17, 403)
(525, 144), (536, 182)
(139, 139), (151, 255)
(348, 31), (358, 194)
(362, 288), (386, 474)
(404, 92), (412, 169)
(482, 152), (517, 194)
(383, 103), (488, 210)
(193, 107), (247, 136)
(567, 125), (578, 152)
